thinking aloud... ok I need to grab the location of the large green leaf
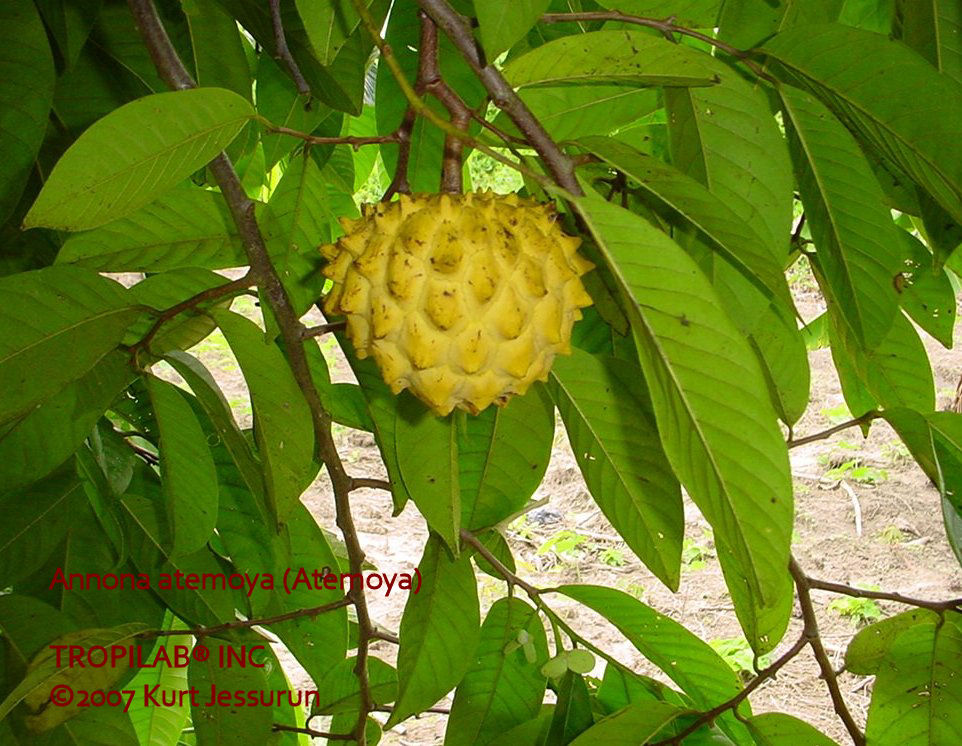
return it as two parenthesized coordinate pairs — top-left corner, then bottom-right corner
(188, 638), (272, 746)
(56, 184), (245, 272)
(395, 395), (460, 551)
(596, 1), (721, 27)
(717, 0), (843, 48)
(504, 30), (719, 87)
(475, 0), (553, 60)
(312, 656), (398, 715)
(146, 376), (218, 557)
(0, 466), (84, 588)
(25, 88), (255, 231)
(896, 0), (962, 84)
(762, 24), (962, 225)
(549, 349), (683, 589)
(845, 609), (940, 675)
(665, 57), (793, 259)
(459, 386), (555, 531)
(568, 701), (685, 745)
(445, 598), (549, 746)
(0, 352), (132, 490)
(884, 409), (962, 514)
(0, 267), (140, 425)
(864, 615), (962, 744)
(0, 0), (54, 224)
(781, 85), (902, 348)
(296, 0), (375, 65)
(210, 309), (316, 520)
(746, 713), (840, 745)
(898, 231), (956, 348)
(556, 585), (750, 743)
(388, 535), (481, 727)
(580, 136), (794, 311)
(184, 0), (252, 101)
(573, 193), (794, 652)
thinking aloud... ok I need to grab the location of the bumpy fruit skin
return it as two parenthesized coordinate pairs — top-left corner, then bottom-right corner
(320, 192), (593, 416)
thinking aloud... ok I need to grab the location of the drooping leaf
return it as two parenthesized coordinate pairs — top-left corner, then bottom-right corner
(746, 713), (840, 745)
(556, 585), (751, 743)
(188, 638), (272, 745)
(446, 597), (549, 746)
(895, 0), (962, 84)
(595, 1), (721, 27)
(0, 267), (140, 426)
(25, 88), (255, 231)
(569, 701), (685, 745)
(459, 386), (555, 532)
(395, 395), (460, 551)
(388, 535), (481, 727)
(546, 671), (594, 744)
(504, 30), (719, 87)
(573, 193), (794, 653)
(312, 657), (398, 715)
(56, 184), (246, 271)
(184, 0), (252, 101)
(296, 0), (375, 65)
(898, 230), (956, 348)
(864, 615), (962, 744)
(0, 0), (55, 225)
(0, 352), (133, 490)
(210, 309), (316, 520)
(883, 409), (962, 513)
(474, 0), (553, 60)
(762, 24), (962, 225)
(717, 0), (843, 48)
(549, 348), (683, 589)
(845, 609), (940, 675)
(780, 85), (902, 349)
(146, 376), (219, 557)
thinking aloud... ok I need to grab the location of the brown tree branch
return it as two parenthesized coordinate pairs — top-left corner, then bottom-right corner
(129, 273), (254, 361)
(127, 2), (378, 741)
(137, 598), (352, 639)
(416, 0), (581, 194)
(272, 723), (354, 741)
(351, 477), (393, 492)
(261, 122), (399, 149)
(806, 576), (962, 614)
(268, 0), (310, 96)
(787, 412), (880, 449)
(539, 11), (776, 83)
(300, 320), (347, 339)
(790, 558), (867, 746)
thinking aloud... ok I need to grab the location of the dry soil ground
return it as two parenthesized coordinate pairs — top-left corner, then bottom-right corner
(175, 271), (962, 745)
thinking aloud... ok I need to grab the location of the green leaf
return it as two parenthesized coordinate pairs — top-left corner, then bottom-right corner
(899, 231), (956, 348)
(210, 309), (316, 520)
(780, 85), (902, 348)
(296, 0), (373, 65)
(25, 88), (255, 230)
(746, 713), (840, 745)
(596, 1), (721, 27)
(864, 615), (962, 744)
(546, 671), (594, 744)
(146, 376), (218, 557)
(312, 656), (398, 714)
(0, 267), (140, 425)
(945, 496), (962, 568)
(580, 136), (794, 312)
(395, 395), (460, 551)
(474, 0), (553, 60)
(572, 193), (793, 652)
(0, 466), (84, 588)
(388, 535), (481, 727)
(56, 184), (245, 272)
(884, 409), (962, 514)
(0, 0), (55, 225)
(445, 598), (549, 746)
(569, 701), (685, 745)
(556, 585), (751, 743)
(0, 352), (133, 490)
(549, 349), (683, 589)
(896, 0), (962, 84)
(0, 623), (146, 728)
(184, 0), (252, 101)
(665, 59), (793, 259)
(188, 638), (272, 746)
(845, 610), (940, 675)
(762, 24), (962, 225)
(459, 386), (555, 531)
(504, 30), (720, 87)
(717, 0), (844, 48)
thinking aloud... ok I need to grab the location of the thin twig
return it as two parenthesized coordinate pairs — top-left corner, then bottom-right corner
(137, 598), (352, 639)
(351, 477), (393, 492)
(261, 122), (399, 149)
(790, 558), (867, 746)
(806, 575), (962, 614)
(417, 0), (581, 194)
(787, 412), (879, 449)
(129, 273), (254, 361)
(272, 723), (354, 741)
(651, 633), (809, 746)
(268, 0), (310, 96)
(127, 3), (378, 741)
(461, 529), (542, 598)
(539, 11), (776, 84)
(301, 321), (347, 339)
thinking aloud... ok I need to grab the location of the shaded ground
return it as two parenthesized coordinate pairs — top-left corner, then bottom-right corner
(179, 275), (962, 745)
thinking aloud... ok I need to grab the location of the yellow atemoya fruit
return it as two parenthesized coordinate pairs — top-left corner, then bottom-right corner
(320, 192), (593, 416)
